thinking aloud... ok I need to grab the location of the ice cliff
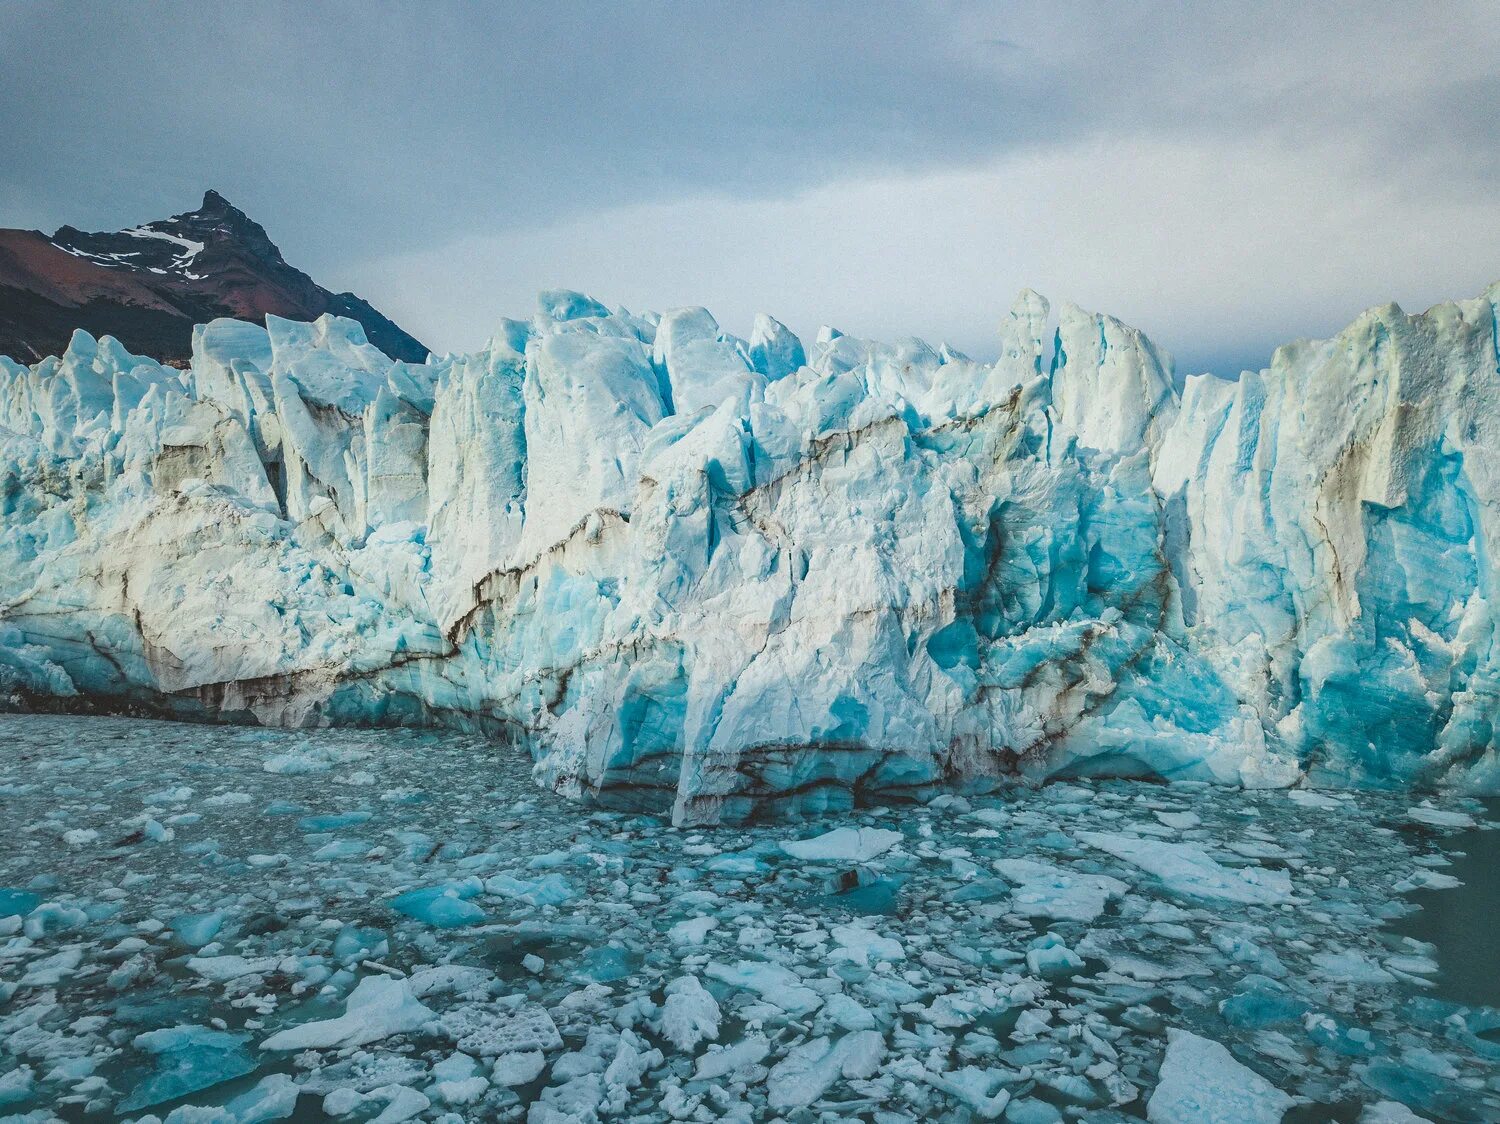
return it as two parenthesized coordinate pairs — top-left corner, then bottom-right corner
(2, 283), (1498, 822)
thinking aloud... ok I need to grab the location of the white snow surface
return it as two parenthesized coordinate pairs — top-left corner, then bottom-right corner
(3, 284), (1500, 822)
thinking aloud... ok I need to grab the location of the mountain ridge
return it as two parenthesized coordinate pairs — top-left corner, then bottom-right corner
(0, 190), (426, 367)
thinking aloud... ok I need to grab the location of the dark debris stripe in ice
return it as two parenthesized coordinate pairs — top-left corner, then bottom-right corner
(0, 713), (1496, 1123)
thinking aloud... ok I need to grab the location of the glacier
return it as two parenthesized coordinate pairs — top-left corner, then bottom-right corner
(2, 283), (1499, 823)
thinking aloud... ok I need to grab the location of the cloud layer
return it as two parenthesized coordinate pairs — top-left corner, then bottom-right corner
(4, 1), (1497, 371)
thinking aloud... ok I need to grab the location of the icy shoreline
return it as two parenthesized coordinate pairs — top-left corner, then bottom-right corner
(1, 714), (1496, 1121)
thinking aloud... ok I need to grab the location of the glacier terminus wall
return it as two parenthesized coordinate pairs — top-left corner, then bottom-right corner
(2, 284), (1498, 823)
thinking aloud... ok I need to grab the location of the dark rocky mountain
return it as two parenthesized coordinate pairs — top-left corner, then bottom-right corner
(0, 190), (427, 366)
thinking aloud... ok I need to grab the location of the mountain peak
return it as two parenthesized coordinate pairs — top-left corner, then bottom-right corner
(1, 194), (428, 366)
(194, 189), (252, 226)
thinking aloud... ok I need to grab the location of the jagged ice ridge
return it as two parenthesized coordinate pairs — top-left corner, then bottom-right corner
(2, 283), (1499, 823)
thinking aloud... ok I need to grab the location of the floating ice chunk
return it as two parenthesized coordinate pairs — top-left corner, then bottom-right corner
(262, 752), (331, 775)
(1005, 1099), (1065, 1124)
(995, 857), (1129, 922)
(443, 1002), (562, 1057)
(667, 915), (717, 946)
(322, 1087), (367, 1116)
(1360, 1101), (1434, 1123)
(332, 923), (389, 964)
(702, 850), (766, 875)
(492, 1050), (546, 1086)
(0, 1066), (34, 1108)
(1155, 811), (1200, 830)
(766, 1030), (886, 1110)
(1384, 953), (1439, 976)
(828, 922), (905, 966)
(1304, 1012), (1378, 1056)
(571, 943), (641, 983)
(1310, 949), (1396, 984)
(1287, 791), (1342, 810)
(407, 964), (494, 999)
(919, 982), (1023, 1028)
(600, 1030), (662, 1111)
(19, 945), (84, 986)
(1146, 1028), (1292, 1123)
(1227, 840), (1297, 860)
(430, 1055), (488, 1107)
(119, 1025), (259, 1111)
(483, 872), (576, 907)
(313, 838), (369, 860)
(1013, 1008), (1054, 1039)
(366, 1084), (429, 1124)
(297, 811), (372, 831)
(260, 975), (434, 1050)
(432, 1078), (488, 1107)
(1025, 934), (1084, 979)
(187, 955), (280, 982)
(660, 976), (721, 1051)
(146, 785), (194, 804)
(891, 1059), (1013, 1119)
(63, 828), (99, 846)
(820, 992), (877, 1031)
(389, 884), (487, 928)
(526, 1032), (654, 1122)
(22, 901), (86, 938)
(704, 960), (823, 1015)
(1393, 868), (1462, 892)
(781, 827), (903, 862)
(223, 1073), (301, 1122)
(1406, 807), (1476, 829)
(1077, 832), (1295, 905)
(1046, 784), (1096, 803)
(693, 1034), (771, 1081)
(1211, 931), (1287, 977)
(1218, 976), (1308, 1029)
(968, 808), (1009, 830)
(171, 911), (227, 948)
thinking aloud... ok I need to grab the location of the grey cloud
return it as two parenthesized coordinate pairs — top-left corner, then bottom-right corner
(1, 1), (1497, 366)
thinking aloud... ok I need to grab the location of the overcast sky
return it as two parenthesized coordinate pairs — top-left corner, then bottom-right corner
(4, 1), (1499, 373)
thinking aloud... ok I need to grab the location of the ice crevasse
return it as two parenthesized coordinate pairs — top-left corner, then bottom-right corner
(1, 283), (1498, 823)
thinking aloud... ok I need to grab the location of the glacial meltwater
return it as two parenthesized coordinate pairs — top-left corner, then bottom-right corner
(0, 714), (1495, 1123)
(1391, 798), (1500, 1012)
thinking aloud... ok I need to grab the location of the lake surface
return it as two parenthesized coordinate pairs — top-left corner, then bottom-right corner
(1393, 796), (1500, 1010)
(0, 714), (1495, 1121)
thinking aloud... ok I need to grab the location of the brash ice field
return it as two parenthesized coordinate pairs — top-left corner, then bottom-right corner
(0, 716), (1494, 1121)
(2, 281), (1500, 1121)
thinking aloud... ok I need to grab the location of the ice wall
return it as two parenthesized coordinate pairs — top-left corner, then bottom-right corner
(1, 283), (1497, 822)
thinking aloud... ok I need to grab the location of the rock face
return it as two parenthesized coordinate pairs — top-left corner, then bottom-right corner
(0, 191), (427, 366)
(1, 283), (1498, 823)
